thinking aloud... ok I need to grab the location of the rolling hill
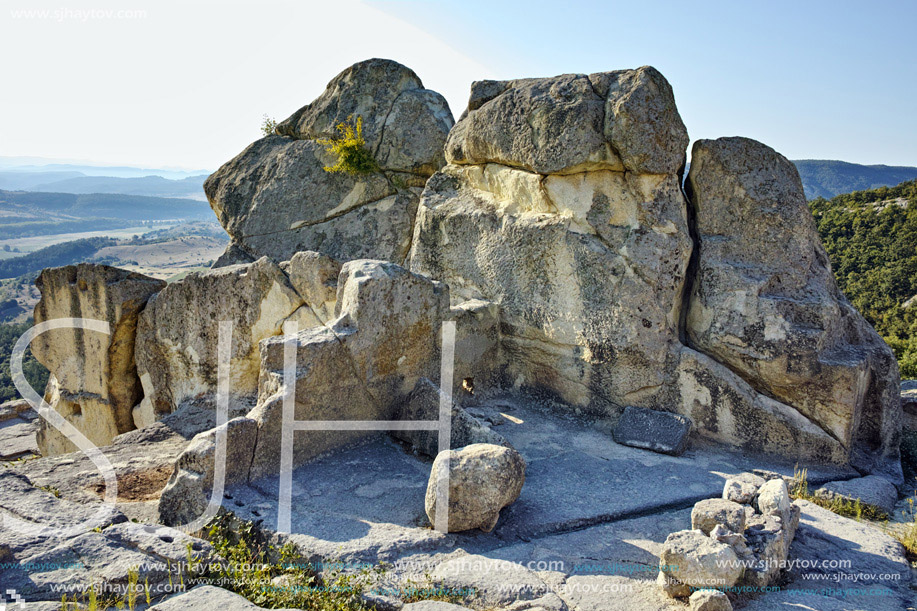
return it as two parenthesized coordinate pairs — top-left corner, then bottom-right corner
(793, 160), (917, 200)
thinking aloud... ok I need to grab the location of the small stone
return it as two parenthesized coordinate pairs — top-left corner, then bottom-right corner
(722, 472), (765, 504)
(657, 570), (692, 598)
(689, 589), (732, 611)
(756, 478), (791, 519)
(691, 499), (746, 535)
(361, 591), (405, 611)
(425, 443), (526, 532)
(612, 406), (691, 456)
(659, 530), (744, 591)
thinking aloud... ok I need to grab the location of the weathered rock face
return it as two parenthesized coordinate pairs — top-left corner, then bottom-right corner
(249, 260), (450, 480)
(31, 264), (165, 455)
(424, 443), (526, 532)
(409, 68), (902, 477)
(901, 379), (917, 429)
(658, 529), (744, 590)
(411, 67), (693, 415)
(685, 137), (902, 479)
(814, 475), (899, 516)
(135, 257), (319, 422)
(205, 58), (454, 264)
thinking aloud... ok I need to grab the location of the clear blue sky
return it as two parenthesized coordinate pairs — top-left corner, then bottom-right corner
(1, 0), (914, 170)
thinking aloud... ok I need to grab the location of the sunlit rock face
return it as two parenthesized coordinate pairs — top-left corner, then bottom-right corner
(411, 67), (694, 416)
(31, 264), (164, 455)
(685, 137), (901, 478)
(410, 68), (901, 477)
(204, 58), (454, 265)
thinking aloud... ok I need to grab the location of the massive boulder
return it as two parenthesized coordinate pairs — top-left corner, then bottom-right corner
(205, 58), (454, 264)
(134, 257), (323, 423)
(31, 264), (165, 455)
(685, 137), (902, 479)
(411, 67), (693, 415)
(409, 67), (901, 475)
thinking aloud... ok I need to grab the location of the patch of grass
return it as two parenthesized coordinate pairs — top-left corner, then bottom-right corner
(261, 114), (278, 137)
(789, 466), (889, 521)
(317, 116), (379, 176)
(200, 513), (370, 610)
(39, 484), (61, 498)
(894, 496), (917, 561)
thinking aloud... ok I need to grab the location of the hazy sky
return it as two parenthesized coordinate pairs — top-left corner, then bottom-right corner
(1, 0), (914, 170)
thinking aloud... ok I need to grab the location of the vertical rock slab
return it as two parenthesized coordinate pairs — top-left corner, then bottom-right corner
(31, 264), (165, 455)
(410, 67), (692, 416)
(249, 260), (449, 480)
(134, 257), (319, 422)
(685, 137), (901, 480)
(205, 58), (454, 264)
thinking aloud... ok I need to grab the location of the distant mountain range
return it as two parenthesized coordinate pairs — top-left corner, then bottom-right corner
(0, 157), (209, 179)
(0, 159), (210, 201)
(0, 190), (213, 239)
(792, 160), (917, 200)
(1, 157), (915, 203)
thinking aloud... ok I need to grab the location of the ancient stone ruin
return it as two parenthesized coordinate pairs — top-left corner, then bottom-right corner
(2, 58), (910, 610)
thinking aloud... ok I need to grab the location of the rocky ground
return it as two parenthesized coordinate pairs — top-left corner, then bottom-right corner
(2, 394), (914, 610)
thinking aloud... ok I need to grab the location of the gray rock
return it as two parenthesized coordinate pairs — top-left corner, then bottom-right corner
(207, 59), (453, 264)
(689, 590), (732, 611)
(675, 346), (846, 464)
(0, 416), (39, 460)
(31, 264), (165, 454)
(814, 475), (899, 515)
(149, 586), (295, 610)
(758, 478), (790, 518)
(756, 478), (790, 520)
(428, 554), (552, 608)
(690, 499), (746, 535)
(248, 260), (449, 481)
(446, 67), (687, 175)
(901, 379), (917, 429)
(402, 603), (471, 611)
(741, 504), (800, 587)
(211, 240), (256, 268)
(450, 299), (503, 402)
(411, 165), (692, 420)
(158, 417), (258, 526)
(686, 136), (902, 481)
(276, 58), (452, 172)
(784, 499), (910, 596)
(0, 471), (215, 602)
(613, 406), (691, 456)
(280, 250), (341, 323)
(135, 257), (318, 419)
(658, 529), (744, 593)
(722, 473), (764, 505)
(391, 377), (509, 458)
(425, 444), (526, 532)
(0, 398), (33, 422)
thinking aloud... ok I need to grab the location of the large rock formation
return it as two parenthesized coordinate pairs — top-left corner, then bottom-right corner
(28, 59), (902, 486)
(134, 257), (325, 423)
(31, 264), (165, 454)
(411, 67), (693, 414)
(685, 137), (901, 478)
(409, 68), (901, 477)
(205, 58), (454, 264)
